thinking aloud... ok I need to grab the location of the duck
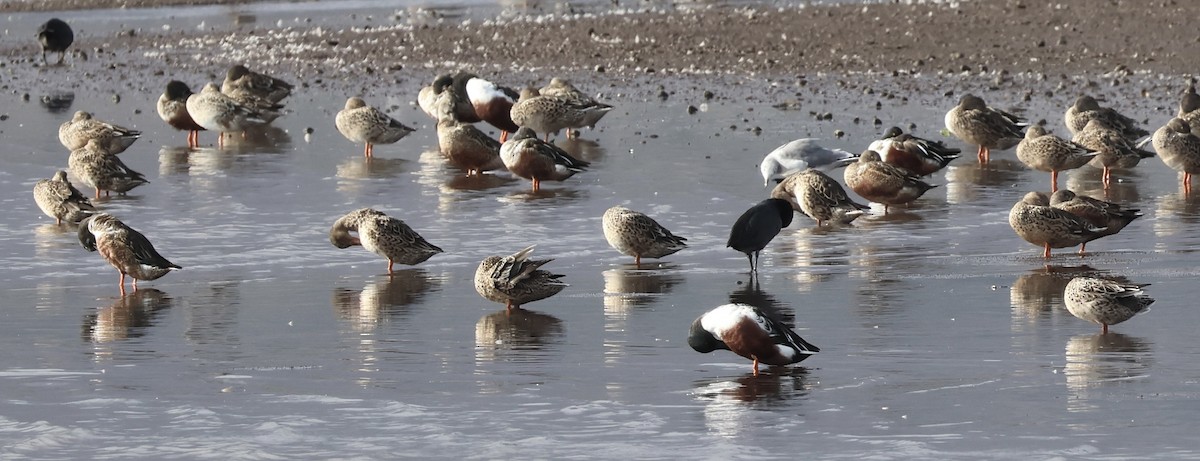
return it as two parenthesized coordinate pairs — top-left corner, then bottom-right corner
(727, 198), (793, 273)
(1064, 95), (1148, 141)
(1179, 83), (1200, 130)
(335, 97), (416, 158)
(156, 80), (206, 148)
(1064, 277), (1154, 334)
(499, 127), (590, 191)
(435, 103), (505, 176)
(510, 87), (612, 142)
(867, 126), (961, 176)
(601, 205), (688, 266)
(944, 94), (1026, 163)
(417, 73), (454, 120)
(418, 72), (479, 123)
(33, 170), (95, 225)
(537, 77), (613, 136)
(78, 213), (181, 294)
(220, 64), (294, 103)
(466, 76), (520, 141)
(474, 245), (567, 312)
(186, 82), (272, 147)
(771, 169), (869, 226)
(1152, 118), (1200, 193)
(1050, 189), (1142, 253)
(1071, 119), (1155, 187)
(329, 208), (443, 274)
(759, 138), (858, 186)
(688, 303), (819, 376)
(1008, 191), (1108, 258)
(36, 18), (73, 65)
(843, 150), (937, 214)
(67, 139), (149, 199)
(1015, 125), (1098, 193)
(58, 111), (142, 155)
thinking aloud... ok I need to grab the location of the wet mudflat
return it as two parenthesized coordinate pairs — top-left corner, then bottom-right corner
(3, 2), (1200, 460)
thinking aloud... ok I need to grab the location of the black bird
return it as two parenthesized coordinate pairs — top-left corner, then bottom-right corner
(727, 198), (793, 272)
(37, 18), (73, 65)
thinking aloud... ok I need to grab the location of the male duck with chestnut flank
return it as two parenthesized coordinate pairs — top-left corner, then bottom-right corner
(157, 81), (206, 148)
(867, 126), (961, 176)
(601, 205), (688, 266)
(78, 213), (181, 294)
(499, 127), (589, 192)
(335, 97), (416, 158)
(1064, 277), (1154, 334)
(329, 208), (442, 274)
(474, 245), (567, 312)
(689, 303), (819, 376)
(844, 150), (937, 214)
(944, 94), (1026, 163)
(771, 169), (869, 226)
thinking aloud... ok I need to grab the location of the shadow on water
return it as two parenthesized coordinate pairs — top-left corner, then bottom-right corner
(727, 276), (793, 327)
(82, 288), (173, 344)
(1064, 332), (1153, 413)
(474, 307), (565, 364)
(331, 270), (443, 330)
(602, 263), (685, 315)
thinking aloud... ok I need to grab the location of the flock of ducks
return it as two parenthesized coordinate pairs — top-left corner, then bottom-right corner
(28, 16), (1200, 374)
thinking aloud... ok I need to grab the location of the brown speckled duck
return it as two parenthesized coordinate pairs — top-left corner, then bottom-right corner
(329, 208), (443, 274)
(510, 87), (612, 142)
(1008, 191), (1108, 258)
(335, 97), (416, 158)
(1152, 118), (1200, 193)
(220, 64), (293, 104)
(844, 150), (937, 214)
(474, 245), (567, 312)
(78, 213), (181, 294)
(601, 205), (688, 266)
(58, 111), (141, 155)
(1050, 189), (1142, 253)
(944, 94), (1026, 163)
(1064, 277), (1154, 334)
(33, 170), (95, 225)
(1064, 95), (1148, 141)
(1072, 119), (1155, 187)
(1016, 125), (1098, 193)
(771, 169), (869, 226)
(67, 139), (149, 198)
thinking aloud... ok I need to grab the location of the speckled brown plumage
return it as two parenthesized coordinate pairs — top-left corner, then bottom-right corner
(1016, 125), (1097, 192)
(220, 64), (293, 103)
(33, 170), (95, 225)
(78, 213), (181, 293)
(944, 94), (1026, 163)
(1152, 118), (1200, 192)
(1072, 119), (1155, 186)
(601, 205), (687, 265)
(772, 169), (868, 226)
(1050, 189), (1141, 253)
(329, 208), (442, 274)
(335, 97), (416, 158)
(474, 245), (567, 311)
(1008, 191), (1108, 258)
(499, 127), (589, 191)
(510, 87), (612, 141)
(67, 139), (149, 199)
(1064, 95), (1148, 141)
(58, 111), (141, 155)
(1064, 277), (1154, 334)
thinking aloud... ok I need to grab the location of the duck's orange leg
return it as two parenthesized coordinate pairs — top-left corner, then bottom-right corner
(1042, 243), (1052, 259)
(387, 259), (394, 275)
(1051, 170), (1059, 193)
(531, 178), (541, 192)
(751, 357), (760, 377)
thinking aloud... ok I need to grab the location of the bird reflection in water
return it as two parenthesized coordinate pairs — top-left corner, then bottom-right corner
(1064, 332), (1153, 413)
(474, 308), (564, 364)
(1064, 167), (1142, 202)
(336, 156), (410, 180)
(82, 288), (172, 345)
(40, 91), (75, 113)
(1154, 189), (1200, 241)
(694, 368), (811, 436)
(554, 137), (606, 163)
(943, 159), (1025, 205)
(602, 263), (684, 316)
(331, 270), (442, 331)
(211, 124), (292, 153)
(727, 276), (793, 327)
(157, 146), (194, 176)
(1010, 265), (1099, 325)
(498, 186), (585, 204)
(773, 229), (848, 289)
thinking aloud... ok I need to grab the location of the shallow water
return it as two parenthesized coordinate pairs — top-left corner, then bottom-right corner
(4, 6), (1200, 459)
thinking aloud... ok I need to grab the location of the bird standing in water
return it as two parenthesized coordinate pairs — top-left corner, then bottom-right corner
(36, 18), (73, 65)
(727, 198), (793, 273)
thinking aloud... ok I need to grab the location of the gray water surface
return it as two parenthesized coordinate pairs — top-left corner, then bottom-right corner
(2, 21), (1199, 459)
